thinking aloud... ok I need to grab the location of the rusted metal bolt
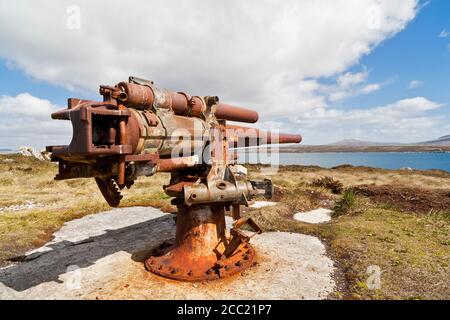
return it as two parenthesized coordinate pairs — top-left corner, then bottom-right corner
(216, 181), (227, 190)
(118, 92), (128, 102)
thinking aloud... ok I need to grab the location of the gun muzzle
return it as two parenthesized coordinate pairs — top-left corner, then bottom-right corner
(226, 124), (302, 147)
(214, 103), (259, 123)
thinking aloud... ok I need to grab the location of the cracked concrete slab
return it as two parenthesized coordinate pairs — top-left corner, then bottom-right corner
(0, 206), (336, 300)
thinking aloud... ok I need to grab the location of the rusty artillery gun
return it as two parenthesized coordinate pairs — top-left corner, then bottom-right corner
(46, 76), (302, 281)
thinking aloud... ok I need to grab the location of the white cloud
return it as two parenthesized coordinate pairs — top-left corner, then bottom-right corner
(361, 83), (381, 94)
(0, 0), (417, 114)
(0, 93), (71, 149)
(287, 97), (446, 143)
(296, 97), (442, 126)
(408, 80), (424, 89)
(0, 93), (55, 119)
(438, 29), (450, 38)
(321, 71), (381, 101)
(0, 0), (437, 147)
(337, 72), (368, 88)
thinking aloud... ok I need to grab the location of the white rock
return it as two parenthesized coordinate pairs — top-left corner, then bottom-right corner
(250, 201), (277, 209)
(294, 208), (332, 224)
(0, 201), (43, 213)
(18, 146), (49, 161)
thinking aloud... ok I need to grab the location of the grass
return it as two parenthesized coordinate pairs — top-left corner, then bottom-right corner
(0, 154), (172, 266)
(324, 209), (449, 299)
(243, 164), (449, 300)
(311, 176), (344, 194)
(0, 154), (449, 299)
(333, 190), (357, 217)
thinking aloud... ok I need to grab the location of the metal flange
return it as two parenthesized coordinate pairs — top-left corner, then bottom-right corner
(145, 242), (255, 281)
(144, 204), (256, 282)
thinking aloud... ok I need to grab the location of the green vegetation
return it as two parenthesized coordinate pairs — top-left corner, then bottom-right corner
(244, 164), (449, 299)
(326, 209), (449, 299)
(333, 190), (357, 216)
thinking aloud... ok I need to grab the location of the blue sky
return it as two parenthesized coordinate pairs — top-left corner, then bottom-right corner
(0, 0), (448, 149)
(342, 0), (450, 108)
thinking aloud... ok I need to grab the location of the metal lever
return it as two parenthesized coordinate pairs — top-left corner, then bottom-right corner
(223, 218), (262, 257)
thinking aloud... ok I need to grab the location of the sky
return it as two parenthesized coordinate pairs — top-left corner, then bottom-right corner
(0, 0), (448, 149)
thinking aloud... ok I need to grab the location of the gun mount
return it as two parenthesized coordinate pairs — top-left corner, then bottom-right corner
(47, 76), (302, 281)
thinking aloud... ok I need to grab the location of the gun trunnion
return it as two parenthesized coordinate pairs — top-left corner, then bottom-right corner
(47, 76), (302, 281)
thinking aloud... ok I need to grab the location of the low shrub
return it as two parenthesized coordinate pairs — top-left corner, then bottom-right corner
(312, 176), (344, 194)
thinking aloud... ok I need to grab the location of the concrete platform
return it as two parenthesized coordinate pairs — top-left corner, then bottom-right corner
(0, 206), (336, 300)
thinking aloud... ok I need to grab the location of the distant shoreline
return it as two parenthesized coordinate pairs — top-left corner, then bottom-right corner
(275, 145), (450, 153)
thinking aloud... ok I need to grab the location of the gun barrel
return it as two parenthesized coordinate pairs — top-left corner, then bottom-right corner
(226, 124), (302, 147)
(118, 82), (259, 123)
(214, 103), (259, 123)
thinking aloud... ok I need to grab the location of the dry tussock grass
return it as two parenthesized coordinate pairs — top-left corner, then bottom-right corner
(245, 164), (449, 300)
(0, 154), (171, 266)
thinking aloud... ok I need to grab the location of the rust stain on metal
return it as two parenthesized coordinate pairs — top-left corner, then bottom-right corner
(46, 76), (302, 282)
(145, 205), (256, 281)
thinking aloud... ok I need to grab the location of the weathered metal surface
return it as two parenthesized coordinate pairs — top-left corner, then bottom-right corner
(215, 103), (259, 123)
(156, 155), (200, 172)
(95, 177), (123, 207)
(226, 124), (302, 147)
(46, 76), (303, 282)
(145, 205), (256, 281)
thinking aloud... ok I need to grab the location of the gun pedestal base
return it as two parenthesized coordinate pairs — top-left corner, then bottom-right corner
(145, 204), (256, 281)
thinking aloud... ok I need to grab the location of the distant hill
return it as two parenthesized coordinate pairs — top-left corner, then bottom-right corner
(276, 134), (450, 153)
(329, 139), (397, 147)
(329, 135), (450, 147)
(0, 148), (12, 152)
(416, 135), (450, 146)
